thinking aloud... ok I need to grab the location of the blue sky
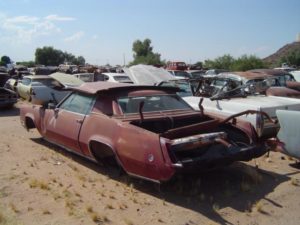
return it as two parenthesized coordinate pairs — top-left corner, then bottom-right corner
(0, 0), (299, 65)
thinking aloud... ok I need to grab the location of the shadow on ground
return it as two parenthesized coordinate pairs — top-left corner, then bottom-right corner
(31, 137), (293, 225)
(0, 105), (19, 117)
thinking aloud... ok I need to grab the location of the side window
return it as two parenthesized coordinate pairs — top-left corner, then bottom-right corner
(21, 78), (31, 85)
(59, 92), (94, 115)
(103, 75), (109, 81)
(277, 76), (285, 86)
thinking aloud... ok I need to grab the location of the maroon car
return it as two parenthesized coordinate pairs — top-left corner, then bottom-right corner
(249, 69), (300, 98)
(20, 82), (268, 182)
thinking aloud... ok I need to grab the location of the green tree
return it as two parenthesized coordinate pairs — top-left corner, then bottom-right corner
(231, 55), (266, 71)
(129, 38), (163, 66)
(203, 54), (235, 70)
(72, 56), (85, 65)
(35, 46), (86, 66)
(16, 61), (35, 67)
(0, 55), (11, 66)
(279, 50), (300, 67)
(203, 54), (266, 71)
(35, 46), (65, 66)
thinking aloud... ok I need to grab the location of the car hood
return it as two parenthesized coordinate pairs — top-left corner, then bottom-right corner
(123, 65), (177, 85)
(49, 72), (84, 87)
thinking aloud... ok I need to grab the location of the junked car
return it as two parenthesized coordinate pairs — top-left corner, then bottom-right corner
(124, 66), (300, 140)
(20, 82), (270, 183)
(16, 73), (83, 105)
(249, 69), (300, 98)
(290, 70), (300, 82)
(167, 70), (192, 79)
(0, 72), (18, 108)
(275, 110), (300, 159)
(97, 72), (133, 83)
(184, 72), (300, 138)
(0, 87), (18, 108)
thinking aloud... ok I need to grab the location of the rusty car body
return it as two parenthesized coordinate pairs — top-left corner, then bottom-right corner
(0, 72), (18, 108)
(249, 69), (300, 98)
(185, 71), (300, 138)
(20, 82), (269, 182)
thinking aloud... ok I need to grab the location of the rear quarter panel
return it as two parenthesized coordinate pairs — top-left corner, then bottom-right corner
(78, 113), (175, 181)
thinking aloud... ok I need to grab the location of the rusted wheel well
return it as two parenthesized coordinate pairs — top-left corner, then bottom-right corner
(25, 117), (36, 129)
(89, 141), (119, 166)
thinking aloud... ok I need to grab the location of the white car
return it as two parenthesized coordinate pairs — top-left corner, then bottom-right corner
(98, 73), (133, 83)
(276, 110), (300, 159)
(17, 73), (83, 105)
(290, 70), (300, 82)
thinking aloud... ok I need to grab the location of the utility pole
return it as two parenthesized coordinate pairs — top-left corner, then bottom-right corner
(123, 53), (126, 66)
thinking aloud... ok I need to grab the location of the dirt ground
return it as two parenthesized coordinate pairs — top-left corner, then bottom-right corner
(0, 101), (300, 225)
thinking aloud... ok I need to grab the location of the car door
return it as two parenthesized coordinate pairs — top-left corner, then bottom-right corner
(44, 92), (95, 154)
(17, 77), (31, 100)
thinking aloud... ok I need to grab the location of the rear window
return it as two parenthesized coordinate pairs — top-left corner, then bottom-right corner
(118, 94), (191, 114)
(113, 76), (131, 81)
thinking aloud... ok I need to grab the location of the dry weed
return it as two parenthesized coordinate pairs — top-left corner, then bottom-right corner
(29, 179), (50, 190)
(9, 203), (19, 213)
(123, 218), (134, 225)
(91, 212), (109, 224)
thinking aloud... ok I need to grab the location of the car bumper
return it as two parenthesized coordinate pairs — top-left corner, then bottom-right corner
(175, 144), (267, 172)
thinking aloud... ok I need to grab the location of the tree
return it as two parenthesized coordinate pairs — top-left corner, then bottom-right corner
(35, 46), (65, 66)
(203, 54), (266, 71)
(129, 38), (164, 66)
(16, 61), (35, 67)
(35, 46), (86, 66)
(71, 55), (85, 66)
(279, 50), (300, 67)
(231, 55), (266, 71)
(0, 55), (11, 66)
(203, 54), (235, 70)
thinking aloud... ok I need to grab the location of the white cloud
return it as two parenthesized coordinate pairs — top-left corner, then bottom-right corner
(0, 14), (75, 44)
(44, 14), (75, 21)
(5, 15), (39, 24)
(64, 31), (85, 42)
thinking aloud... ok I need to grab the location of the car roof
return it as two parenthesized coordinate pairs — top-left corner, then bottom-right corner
(101, 73), (128, 77)
(218, 71), (272, 80)
(72, 81), (179, 94)
(249, 69), (291, 76)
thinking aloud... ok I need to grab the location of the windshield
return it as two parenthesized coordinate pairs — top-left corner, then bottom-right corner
(159, 80), (193, 97)
(193, 77), (274, 100)
(173, 71), (191, 78)
(118, 94), (191, 114)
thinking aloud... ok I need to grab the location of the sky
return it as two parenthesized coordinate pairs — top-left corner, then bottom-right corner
(0, 0), (299, 66)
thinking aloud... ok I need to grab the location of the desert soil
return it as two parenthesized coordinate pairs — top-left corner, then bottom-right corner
(0, 101), (300, 225)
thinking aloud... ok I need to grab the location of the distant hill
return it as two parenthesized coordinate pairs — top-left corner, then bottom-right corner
(263, 41), (300, 66)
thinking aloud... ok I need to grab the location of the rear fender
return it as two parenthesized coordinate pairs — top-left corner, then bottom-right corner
(88, 136), (120, 163)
